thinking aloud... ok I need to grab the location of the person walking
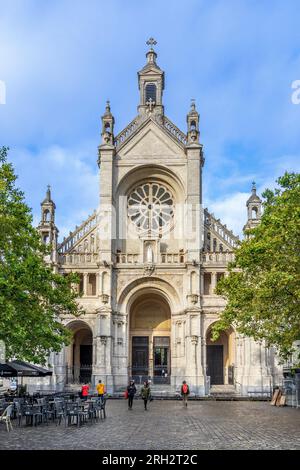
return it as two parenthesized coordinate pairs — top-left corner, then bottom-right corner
(141, 380), (151, 411)
(81, 382), (90, 401)
(127, 380), (137, 410)
(96, 380), (105, 404)
(181, 380), (190, 407)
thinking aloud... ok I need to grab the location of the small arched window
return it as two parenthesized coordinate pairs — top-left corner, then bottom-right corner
(252, 207), (258, 219)
(43, 209), (50, 222)
(43, 234), (49, 244)
(190, 120), (197, 131)
(145, 83), (157, 103)
(87, 274), (96, 296)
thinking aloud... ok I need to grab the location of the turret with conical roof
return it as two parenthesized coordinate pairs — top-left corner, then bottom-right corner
(187, 99), (200, 145)
(101, 100), (115, 145)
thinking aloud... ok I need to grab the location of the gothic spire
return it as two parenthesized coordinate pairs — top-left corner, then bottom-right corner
(46, 184), (51, 202)
(137, 38), (164, 116)
(42, 184), (55, 206)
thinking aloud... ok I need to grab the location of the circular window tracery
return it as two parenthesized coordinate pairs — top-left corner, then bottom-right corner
(128, 183), (174, 233)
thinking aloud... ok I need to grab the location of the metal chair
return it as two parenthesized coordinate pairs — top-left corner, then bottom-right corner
(54, 401), (65, 426)
(65, 403), (80, 427)
(0, 404), (13, 432)
(13, 401), (23, 426)
(99, 398), (107, 419)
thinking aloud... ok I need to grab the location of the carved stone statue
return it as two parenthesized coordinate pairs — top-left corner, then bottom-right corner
(146, 244), (153, 263)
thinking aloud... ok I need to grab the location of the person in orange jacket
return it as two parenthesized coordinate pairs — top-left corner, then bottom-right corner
(96, 380), (105, 403)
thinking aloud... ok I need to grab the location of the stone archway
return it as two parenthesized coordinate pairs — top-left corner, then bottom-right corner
(206, 324), (235, 385)
(129, 292), (171, 384)
(65, 320), (93, 384)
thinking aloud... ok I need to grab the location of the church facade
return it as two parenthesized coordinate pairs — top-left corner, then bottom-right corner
(38, 43), (281, 396)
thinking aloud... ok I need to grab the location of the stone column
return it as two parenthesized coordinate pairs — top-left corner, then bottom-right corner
(211, 272), (217, 294)
(83, 273), (88, 296)
(200, 271), (204, 296)
(185, 312), (205, 396)
(96, 272), (100, 296)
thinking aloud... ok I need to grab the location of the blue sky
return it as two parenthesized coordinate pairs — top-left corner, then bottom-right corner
(0, 0), (299, 238)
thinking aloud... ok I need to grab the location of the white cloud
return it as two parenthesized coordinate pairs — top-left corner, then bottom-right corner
(207, 192), (248, 238)
(10, 142), (99, 241)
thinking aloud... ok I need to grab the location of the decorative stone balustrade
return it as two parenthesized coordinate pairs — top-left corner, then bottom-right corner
(59, 252), (100, 266)
(202, 252), (235, 265)
(114, 117), (140, 148)
(163, 116), (187, 146)
(115, 253), (140, 264)
(58, 211), (99, 254)
(160, 252), (186, 264)
(115, 252), (186, 265)
(204, 208), (239, 248)
(59, 251), (232, 267)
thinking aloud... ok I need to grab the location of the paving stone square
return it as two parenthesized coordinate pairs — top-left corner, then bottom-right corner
(1, 400), (299, 450)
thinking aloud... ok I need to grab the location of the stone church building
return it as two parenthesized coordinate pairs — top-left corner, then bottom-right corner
(38, 43), (281, 396)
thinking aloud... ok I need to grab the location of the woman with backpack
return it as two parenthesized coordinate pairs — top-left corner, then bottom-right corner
(181, 380), (190, 407)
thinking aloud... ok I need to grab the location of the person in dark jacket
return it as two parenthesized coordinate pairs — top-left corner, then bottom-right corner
(140, 380), (151, 410)
(127, 380), (137, 410)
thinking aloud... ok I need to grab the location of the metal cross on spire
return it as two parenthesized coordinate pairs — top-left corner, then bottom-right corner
(146, 37), (157, 50)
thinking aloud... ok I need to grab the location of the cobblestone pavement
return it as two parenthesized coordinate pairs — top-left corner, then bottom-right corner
(1, 400), (300, 450)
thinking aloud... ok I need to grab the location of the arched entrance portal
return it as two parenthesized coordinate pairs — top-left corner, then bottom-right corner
(129, 293), (171, 384)
(65, 321), (93, 384)
(206, 325), (235, 385)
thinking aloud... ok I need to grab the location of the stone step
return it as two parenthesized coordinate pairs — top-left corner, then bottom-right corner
(109, 394), (270, 401)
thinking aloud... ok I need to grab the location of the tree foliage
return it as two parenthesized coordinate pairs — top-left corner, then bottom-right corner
(212, 172), (300, 361)
(0, 147), (83, 363)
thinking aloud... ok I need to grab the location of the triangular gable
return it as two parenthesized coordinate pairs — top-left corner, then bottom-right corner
(117, 118), (186, 159)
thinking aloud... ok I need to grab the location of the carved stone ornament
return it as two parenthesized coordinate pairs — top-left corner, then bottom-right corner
(96, 305), (111, 315)
(191, 335), (199, 345)
(187, 294), (199, 305)
(100, 336), (107, 345)
(100, 294), (109, 304)
(143, 263), (155, 276)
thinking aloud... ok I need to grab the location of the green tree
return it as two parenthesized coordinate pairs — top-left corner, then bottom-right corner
(213, 172), (300, 361)
(0, 146), (83, 363)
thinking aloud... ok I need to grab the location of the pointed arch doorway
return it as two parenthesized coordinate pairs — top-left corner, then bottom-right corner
(129, 292), (171, 384)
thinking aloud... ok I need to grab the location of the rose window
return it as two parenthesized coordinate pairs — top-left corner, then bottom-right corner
(128, 183), (174, 232)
